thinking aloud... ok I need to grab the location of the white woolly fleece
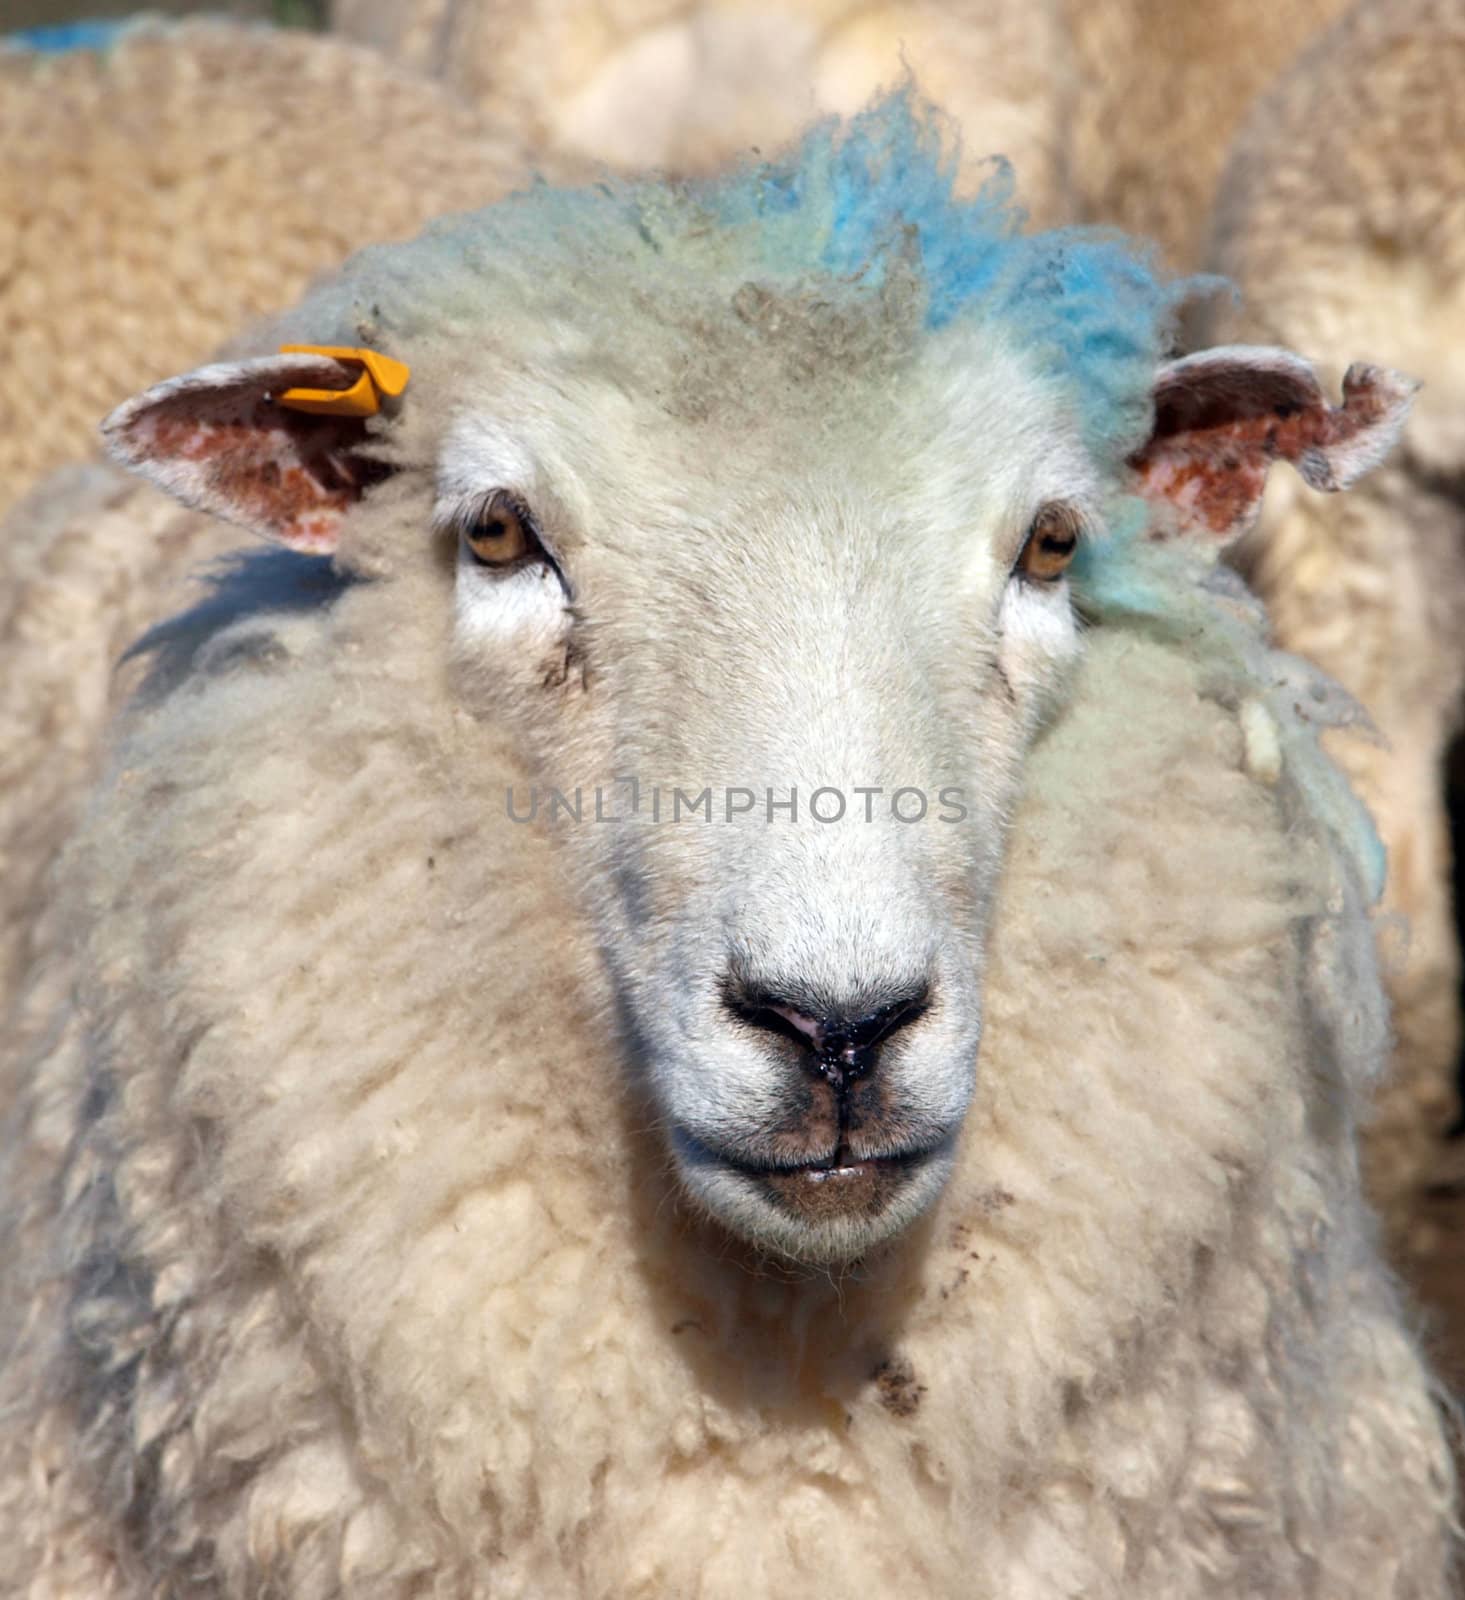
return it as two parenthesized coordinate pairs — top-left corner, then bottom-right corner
(0, 531), (1454, 1596)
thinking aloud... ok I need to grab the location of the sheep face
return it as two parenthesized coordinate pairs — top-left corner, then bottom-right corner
(104, 312), (1097, 1265)
(427, 328), (1098, 1262)
(101, 118), (1415, 1265)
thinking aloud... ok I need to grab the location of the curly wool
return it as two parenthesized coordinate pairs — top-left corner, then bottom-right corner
(0, 467), (240, 1040)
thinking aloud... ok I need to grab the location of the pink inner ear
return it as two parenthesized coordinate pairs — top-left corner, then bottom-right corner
(133, 396), (372, 554)
(1129, 353), (1415, 546)
(1131, 428), (1271, 543)
(103, 355), (389, 554)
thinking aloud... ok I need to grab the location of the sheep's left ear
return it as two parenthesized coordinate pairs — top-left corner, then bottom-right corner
(102, 352), (400, 555)
(1129, 347), (1418, 545)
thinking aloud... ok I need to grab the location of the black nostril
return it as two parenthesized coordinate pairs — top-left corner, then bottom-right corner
(722, 978), (931, 1087)
(825, 992), (930, 1057)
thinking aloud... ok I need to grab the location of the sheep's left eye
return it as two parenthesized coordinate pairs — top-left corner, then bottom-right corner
(1017, 504), (1082, 583)
(463, 491), (541, 568)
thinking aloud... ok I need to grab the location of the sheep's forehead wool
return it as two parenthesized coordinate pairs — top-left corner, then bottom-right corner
(282, 93), (1197, 469)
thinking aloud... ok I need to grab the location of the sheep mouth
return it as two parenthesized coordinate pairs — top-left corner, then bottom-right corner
(672, 1130), (955, 1257)
(695, 1137), (944, 1181)
(755, 1148), (931, 1226)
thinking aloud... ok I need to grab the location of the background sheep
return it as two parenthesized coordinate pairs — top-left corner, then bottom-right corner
(0, 99), (1453, 1596)
(1062, 0), (1351, 268)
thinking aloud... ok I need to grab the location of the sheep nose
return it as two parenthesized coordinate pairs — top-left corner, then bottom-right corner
(726, 981), (931, 1087)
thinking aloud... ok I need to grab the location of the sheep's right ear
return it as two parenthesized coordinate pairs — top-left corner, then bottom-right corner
(101, 352), (399, 555)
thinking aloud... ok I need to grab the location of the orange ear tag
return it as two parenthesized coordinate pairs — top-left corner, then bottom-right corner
(276, 345), (411, 417)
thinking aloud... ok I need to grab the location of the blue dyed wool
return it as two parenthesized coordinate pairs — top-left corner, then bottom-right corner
(787, 98), (1195, 461)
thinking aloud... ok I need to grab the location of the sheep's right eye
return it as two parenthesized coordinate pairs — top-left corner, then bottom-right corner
(462, 491), (542, 569)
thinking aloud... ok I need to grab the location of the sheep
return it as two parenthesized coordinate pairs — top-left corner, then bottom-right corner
(1062, 0), (1353, 268)
(0, 95), (1456, 1598)
(1198, 0), (1465, 1264)
(0, 16), (562, 522)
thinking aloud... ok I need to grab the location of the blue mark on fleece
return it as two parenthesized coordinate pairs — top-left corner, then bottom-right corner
(7, 20), (129, 52)
(700, 93), (1206, 466)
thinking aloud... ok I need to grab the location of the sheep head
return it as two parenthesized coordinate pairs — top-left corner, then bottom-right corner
(101, 99), (1413, 1266)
